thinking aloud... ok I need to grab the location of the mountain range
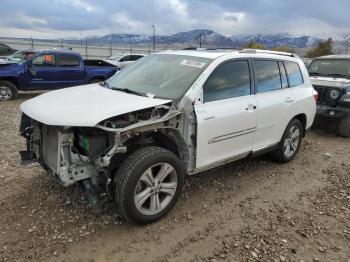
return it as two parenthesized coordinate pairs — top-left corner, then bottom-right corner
(76, 29), (323, 49)
(2, 29), (347, 49)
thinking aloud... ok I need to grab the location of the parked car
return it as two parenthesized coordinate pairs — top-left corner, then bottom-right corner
(105, 53), (145, 69)
(19, 49), (316, 224)
(2, 49), (39, 63)
(0, 43), (17, 59)
(308, 55), (350, 137)
(0, 49), (119, 100)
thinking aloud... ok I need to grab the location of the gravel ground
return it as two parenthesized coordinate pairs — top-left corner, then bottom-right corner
(0, 93), (349, 262)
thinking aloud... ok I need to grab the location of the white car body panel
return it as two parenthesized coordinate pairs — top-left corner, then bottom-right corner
(253, 89), (295, 150)
(195, 95), (258, 169)
(20, 84), (171, 127)
(186, 51), (316, 170)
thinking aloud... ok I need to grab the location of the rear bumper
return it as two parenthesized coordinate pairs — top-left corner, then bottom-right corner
(316, 105), (350, 118)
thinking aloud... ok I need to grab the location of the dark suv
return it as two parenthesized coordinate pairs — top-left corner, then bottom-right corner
(309, 55), (350, 137)
(0, 43), (16, 58)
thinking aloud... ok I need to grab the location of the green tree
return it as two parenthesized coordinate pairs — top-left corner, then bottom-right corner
(306, 38), (333, 58)
(244, 41), (265, 50)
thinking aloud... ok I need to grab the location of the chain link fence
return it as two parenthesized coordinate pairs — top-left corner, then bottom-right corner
(1, 38), (162, 59)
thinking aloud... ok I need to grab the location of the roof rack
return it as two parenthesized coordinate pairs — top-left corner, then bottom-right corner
(239, 49), (299, 58)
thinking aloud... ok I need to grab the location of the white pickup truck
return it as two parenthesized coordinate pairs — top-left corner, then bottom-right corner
(19, 49), (317, 224)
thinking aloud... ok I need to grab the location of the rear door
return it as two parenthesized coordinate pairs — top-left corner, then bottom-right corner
(55, 54), (85, 87)
(253, 59), (295, 150)
(195, 60), (258, 169)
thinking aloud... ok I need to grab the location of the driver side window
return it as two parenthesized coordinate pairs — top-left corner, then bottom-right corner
(32, 54), (56, 66)
(203, 60), (251, 103)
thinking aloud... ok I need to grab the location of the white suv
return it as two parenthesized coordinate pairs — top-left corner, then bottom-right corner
(19, 49), (317, 224)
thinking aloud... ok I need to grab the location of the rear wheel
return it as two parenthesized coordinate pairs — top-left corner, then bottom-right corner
(271, 119), (303, 163)
(114, 147), (184, 225)
(0, 80), (18, 101)
(338, 116), (350, 138)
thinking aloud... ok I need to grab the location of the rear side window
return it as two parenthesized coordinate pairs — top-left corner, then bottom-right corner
(254, 60), (281, 93)
(284, 61), (303, 87)
(130, 55), (143, 61)
(120, 55), (131, 62)
(32, 54), (56, 66)
(57, 54), (80, 67)
(203, 60), (251, 102)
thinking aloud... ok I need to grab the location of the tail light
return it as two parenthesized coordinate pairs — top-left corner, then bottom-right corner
(312, 89), (318, 102)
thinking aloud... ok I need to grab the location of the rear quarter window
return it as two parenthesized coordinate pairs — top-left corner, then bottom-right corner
(284, 61), (303, 87)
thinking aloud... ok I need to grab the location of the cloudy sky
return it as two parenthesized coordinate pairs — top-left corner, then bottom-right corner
(0, 0), (350, 39)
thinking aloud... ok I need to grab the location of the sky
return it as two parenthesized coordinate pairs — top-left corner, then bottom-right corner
(0, 0), (350, 39)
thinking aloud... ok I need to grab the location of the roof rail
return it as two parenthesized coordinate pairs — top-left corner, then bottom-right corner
(239, 49), (299, 58)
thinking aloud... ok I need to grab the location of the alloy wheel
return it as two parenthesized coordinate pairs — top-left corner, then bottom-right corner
(134, 163), (178, 216)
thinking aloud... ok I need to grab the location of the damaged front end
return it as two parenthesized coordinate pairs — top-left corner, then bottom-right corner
(19, 102), (191, 211)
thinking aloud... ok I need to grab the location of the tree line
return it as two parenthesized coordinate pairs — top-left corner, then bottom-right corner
(243, 38), (334, 58)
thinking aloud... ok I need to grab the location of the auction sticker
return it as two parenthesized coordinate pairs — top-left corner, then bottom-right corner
(180, 59), (206, 68)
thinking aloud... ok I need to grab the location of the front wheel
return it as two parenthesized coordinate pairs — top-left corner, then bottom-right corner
(271, 119), (303, 163)
(114, 147), (184, 225)
(0, 80), (18, 101)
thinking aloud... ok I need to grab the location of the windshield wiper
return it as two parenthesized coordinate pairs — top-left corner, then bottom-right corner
(110, 86), (147, 97)
(99, 81), (110, 88)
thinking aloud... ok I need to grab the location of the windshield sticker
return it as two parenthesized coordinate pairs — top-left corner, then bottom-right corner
(180, 59), (206, 68)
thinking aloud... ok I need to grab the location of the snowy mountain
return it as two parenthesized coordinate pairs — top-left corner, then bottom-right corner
(79, 30), (324, 49)
(230, 33), (320, 48)
(82, 29), (234, 47)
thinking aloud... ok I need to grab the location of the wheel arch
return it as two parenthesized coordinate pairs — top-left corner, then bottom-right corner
(293, 113), (307, 137)
(0, 77), (19, 89)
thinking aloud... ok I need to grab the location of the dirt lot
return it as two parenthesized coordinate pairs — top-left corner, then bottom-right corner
(0, 93), (349, 262)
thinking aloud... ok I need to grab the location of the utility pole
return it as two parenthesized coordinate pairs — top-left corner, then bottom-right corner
(199, 33), (202, 48)
(152, 25), (156, 51)
(109, 39), (112, 56)
(80, 34), (83, 47)
(31, 36), (34, 48)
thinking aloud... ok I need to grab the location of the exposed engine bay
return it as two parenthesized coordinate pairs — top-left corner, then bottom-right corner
(19, 102), (196, 211)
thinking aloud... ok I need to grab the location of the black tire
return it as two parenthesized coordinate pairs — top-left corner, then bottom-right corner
(114, 146), (184, 225)
(338, 116), (350, 138)
(271, 118), (303, 163)
(89, 78), (103, 84)
(0, 80), (18, 101)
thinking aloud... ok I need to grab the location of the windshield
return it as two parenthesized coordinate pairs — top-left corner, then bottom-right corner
(106, 54), (213, 99)
(308, 59), (350, 78)
(7, 50), (37, 63)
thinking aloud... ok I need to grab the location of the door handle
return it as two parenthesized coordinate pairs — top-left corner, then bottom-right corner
(285, 97), (294, 103)
(246, 104), (257, 111)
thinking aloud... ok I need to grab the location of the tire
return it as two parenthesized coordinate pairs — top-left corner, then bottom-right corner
(271, 118), (303, 163)
(114, 146), (184, 225)
(89, 78), (103, 84)
(338, 116), (350, 138)
(0, 80), (18, 101)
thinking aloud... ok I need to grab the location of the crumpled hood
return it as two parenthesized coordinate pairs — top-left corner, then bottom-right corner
(20, 84), (171, 127)
(310, 76), (350, 89)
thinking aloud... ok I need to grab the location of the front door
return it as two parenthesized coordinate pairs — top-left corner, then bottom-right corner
(195, 60), (258, 169)
(26, 54), (58, 90)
